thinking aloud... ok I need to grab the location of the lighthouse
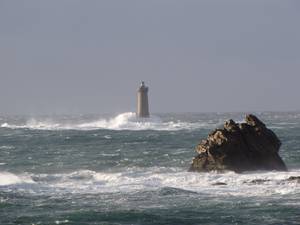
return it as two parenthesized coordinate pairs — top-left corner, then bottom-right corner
(137, 81), (150, 118)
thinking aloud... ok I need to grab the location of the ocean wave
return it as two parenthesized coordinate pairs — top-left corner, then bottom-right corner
(1, 169), (299, 197)
(0, 172), (34, 186)
(0, 145), (15, 150)
(0, 112), (217, 131)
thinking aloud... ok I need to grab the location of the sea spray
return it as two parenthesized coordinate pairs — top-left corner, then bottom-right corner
(0, 112), (219, 131)
(0, 169), (300, 196)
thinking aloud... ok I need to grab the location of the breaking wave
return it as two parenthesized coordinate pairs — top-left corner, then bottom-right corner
(0, 112), (217, 131)
(1, 169), (299, 197)
(0, 172), (34, 186)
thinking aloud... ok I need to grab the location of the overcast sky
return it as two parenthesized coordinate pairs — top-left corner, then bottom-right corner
(0, 0), (299, 114)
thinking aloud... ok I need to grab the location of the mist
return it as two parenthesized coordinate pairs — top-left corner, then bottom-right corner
(0, 0), (299, 114)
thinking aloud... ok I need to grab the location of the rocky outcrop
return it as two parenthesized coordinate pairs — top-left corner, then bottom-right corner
(190, 114), (287, 173)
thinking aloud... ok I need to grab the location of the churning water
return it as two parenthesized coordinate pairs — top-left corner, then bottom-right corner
(0, 112), (299, 224)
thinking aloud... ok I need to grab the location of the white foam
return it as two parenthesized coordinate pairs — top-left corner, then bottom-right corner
(0, 112), (215, 131)
(2, 168), (299, 197)
(55, 220), (69, 224)
(1, 119), (61, 130)
(0, 145), (14, 150)
(0, 172), (34, 186)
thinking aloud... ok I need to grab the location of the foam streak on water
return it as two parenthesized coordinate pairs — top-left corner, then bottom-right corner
(0, 169), (299, 197)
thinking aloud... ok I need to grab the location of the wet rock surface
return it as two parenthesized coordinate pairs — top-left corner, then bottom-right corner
(190, 114), (287, 173)
(287, 176), (300, 183)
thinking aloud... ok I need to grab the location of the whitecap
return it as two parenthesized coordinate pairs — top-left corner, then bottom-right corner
(55, 220), (69, 224)
(3, 168), (299, 197)
(0, 145), (15, 150)
(0, 112), (218, 131)
(0, 172), (34, 186)
(104, 135), (112, 139)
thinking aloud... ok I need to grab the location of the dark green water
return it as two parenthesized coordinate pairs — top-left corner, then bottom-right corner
(0, 112), (299, 224)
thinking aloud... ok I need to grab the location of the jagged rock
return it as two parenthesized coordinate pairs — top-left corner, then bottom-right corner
(190, 114), (287, 173)
(212, 182), (227, 186)
(287, 176), (300, 183)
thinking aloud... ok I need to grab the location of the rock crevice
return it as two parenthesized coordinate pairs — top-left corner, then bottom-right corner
(190, 114), (287, 173)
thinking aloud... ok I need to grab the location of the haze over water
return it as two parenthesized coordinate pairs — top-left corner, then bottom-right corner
(1, 1), (300, 114)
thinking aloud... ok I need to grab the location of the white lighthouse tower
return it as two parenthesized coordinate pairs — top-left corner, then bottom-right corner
(137, 81), (150, 118)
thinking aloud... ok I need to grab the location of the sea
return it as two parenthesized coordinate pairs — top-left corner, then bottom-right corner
(0, 112), (299, 225)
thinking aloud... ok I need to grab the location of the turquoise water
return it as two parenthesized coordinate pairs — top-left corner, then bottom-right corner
(0, 112), (299, 224)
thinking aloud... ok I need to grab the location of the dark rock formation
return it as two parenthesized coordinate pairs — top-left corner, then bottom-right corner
(287, 176), (300, 183)
(212, 182), (227, 186)
(190, 114), (287, 173)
